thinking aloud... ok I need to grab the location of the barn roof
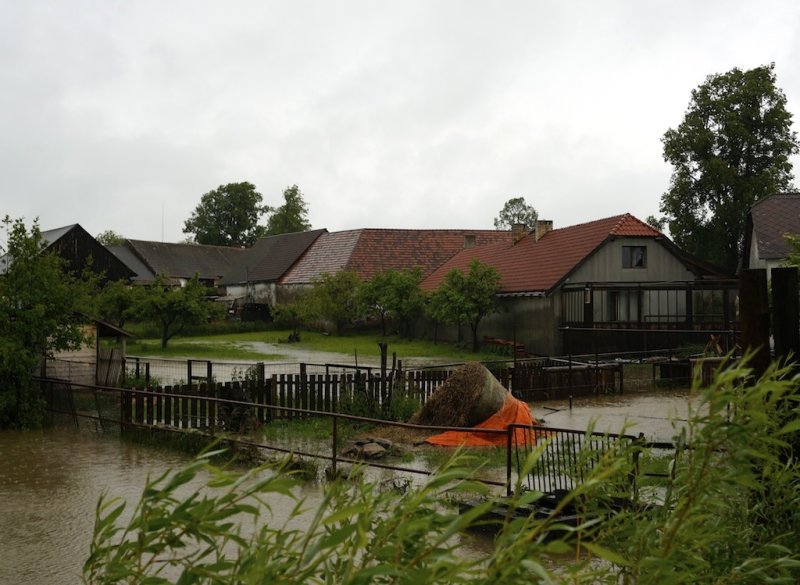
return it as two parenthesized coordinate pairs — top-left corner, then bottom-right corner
(220, 229), (326, 285)
(280, 228), (511, 284)
(124, 239), (247, 282)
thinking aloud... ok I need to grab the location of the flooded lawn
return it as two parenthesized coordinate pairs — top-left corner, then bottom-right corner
(531, 387), (697, 442)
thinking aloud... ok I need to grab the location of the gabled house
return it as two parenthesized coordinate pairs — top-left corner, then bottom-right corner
(421, 214), (737, 356)
(36, 224), (136, 283)
(742, 192), (800, 278)
(219, 229), (327, 306)
(278, 228), (512, 301)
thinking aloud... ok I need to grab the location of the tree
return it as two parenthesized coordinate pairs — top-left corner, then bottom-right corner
(93, 279), (144, 329)
(657, 64), (799, 274)
(361, 268), (424, 337)
(432, 260), (502, 352)
(265, 185), (312, 235)
(494, 197), (538, 230)
(183, 182), (267, 247)
(301, 270), (362, 334)
(136, 275), (224, 349)
(0, 217), (90, 428)
(96, 230), (126, 246)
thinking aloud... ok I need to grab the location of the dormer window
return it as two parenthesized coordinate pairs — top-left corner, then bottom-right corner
(623, 246), (646, 268)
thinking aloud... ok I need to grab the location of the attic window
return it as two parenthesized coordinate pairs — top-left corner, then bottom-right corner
(622, 246), (646, 268)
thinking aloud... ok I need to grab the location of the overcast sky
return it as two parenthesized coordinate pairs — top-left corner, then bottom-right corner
(2, 1), (800, 244)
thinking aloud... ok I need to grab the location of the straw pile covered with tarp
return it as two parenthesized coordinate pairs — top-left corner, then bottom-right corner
(410, 362), (537, 447)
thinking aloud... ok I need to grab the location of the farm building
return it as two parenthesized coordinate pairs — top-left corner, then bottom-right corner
(421, 214), (738, 356)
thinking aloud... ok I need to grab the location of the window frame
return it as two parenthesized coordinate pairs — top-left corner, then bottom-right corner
(622, 245), (647, 269)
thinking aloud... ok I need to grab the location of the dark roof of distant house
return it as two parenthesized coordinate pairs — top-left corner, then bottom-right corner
(422, 214), (694, 294)
(124, 240), (247, 282)
(744, 193), (800, 262)
(106, 245), (155, 283)
(220, 229), (327, 285)
(10, 223), (136, 282)
(280, 228), (511, 285)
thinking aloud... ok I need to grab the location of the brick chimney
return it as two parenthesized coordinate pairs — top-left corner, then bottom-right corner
(535, 220), (553, 241)
(511, 223), (527, 244)
(463, 234), (476, 248)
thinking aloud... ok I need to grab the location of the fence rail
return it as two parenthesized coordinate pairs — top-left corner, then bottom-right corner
(37, 375), (678, 504)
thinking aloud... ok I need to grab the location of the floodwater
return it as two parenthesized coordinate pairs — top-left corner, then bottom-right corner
(530, 387), (699, 442)
(0, 426), (492, 584)
(0, 387), (696, 583)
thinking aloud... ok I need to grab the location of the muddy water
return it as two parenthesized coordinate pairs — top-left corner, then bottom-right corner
(0, 427), (492, 584)
(530, 387), (699, 442)
(0, 428), (323, 584)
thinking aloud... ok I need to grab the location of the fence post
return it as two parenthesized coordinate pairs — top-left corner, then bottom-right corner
(331, 415), (338, 478)
(739, 269), (770, 380)
(506, 425), (514, 497)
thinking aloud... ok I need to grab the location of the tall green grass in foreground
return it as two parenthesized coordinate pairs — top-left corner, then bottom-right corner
(83, 358), (800, 584)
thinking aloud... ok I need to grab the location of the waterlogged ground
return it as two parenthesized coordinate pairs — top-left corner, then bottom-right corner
(532, 387), (698, 443)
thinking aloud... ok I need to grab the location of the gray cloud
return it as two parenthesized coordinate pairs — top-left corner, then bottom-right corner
(2, 0), (799, 242)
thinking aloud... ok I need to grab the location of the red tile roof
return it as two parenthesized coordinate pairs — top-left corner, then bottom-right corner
(280, 228), (511, 284)
(421, 214), (663, 294)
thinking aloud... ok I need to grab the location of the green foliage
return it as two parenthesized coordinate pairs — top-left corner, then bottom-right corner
(302, 270), (363, 334)
(430, 260), (502, 352)
(265, 184), (312, 235)
(95, 229), (126, 246)
(783, 233), (800, 267)
(136, 275), (226, 349)
(0, 217), (90, 428)
(93, 279), (144, 328)
(494, 196), (538, 230)
(361, 268), (425, 337)
(336, 378), (380, 419)
(183, 182), (268, 246)
(657, 64), (799, 274)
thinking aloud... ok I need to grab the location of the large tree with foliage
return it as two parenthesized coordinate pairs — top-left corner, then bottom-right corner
(0, 217), (90, 428)
(361, 268), (424, 337)
(93, 279), (144, 329)
(657, 64), (798, 273)
(136, 275), (224, 348)
(95, 230), (126, 246)
(266, 184), (312, 235)
(494, 197), (538, 230)
(301, 270), (362, 334)
(183, 182), (268, 247)
(432, 260), (502, 352)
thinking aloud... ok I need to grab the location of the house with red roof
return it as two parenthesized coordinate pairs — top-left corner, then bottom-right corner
(421, 214), (737, 356)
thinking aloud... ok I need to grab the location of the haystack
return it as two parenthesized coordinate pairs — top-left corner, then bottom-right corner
(409, 362), (508, 428)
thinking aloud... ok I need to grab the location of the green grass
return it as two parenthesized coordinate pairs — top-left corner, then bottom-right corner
(128, 329), (502, 362)
(126, 339), (287, 361)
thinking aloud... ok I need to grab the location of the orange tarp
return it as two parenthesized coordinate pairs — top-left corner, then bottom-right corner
(425, 394), (537, 447)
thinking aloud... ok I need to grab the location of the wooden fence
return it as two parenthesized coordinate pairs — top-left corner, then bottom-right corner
(121, 369), (463, 431)
(120, 359), (633, 431)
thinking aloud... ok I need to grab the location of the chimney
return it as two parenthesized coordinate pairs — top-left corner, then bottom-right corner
(535, 220), (553, 241)
(463, 234), (476, 248)
(511, 223), (527, 244)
